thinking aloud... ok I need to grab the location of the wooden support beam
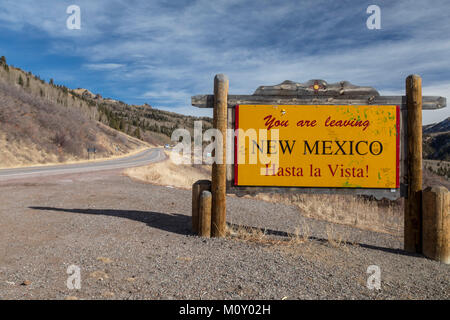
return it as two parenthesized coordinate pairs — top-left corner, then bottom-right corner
(211, 74), (228, 238)
(191, 94), (446, 110)
(192, 180), (211, 234)
(404, 74), (423, 253)
(422, 186), (449, 264)
(199, 191), (212, 238)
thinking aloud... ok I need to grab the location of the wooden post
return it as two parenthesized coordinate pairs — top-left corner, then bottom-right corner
(422, 186), (450, 264)
(199, 191), (212, 238)
(211, 74), (229, 237)
(192, 180), (211, 234)
(404, 74), (423, 253)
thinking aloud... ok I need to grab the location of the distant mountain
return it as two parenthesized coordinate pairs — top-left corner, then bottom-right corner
(423, 117), (450, 162)
(423, 117), (450, 134)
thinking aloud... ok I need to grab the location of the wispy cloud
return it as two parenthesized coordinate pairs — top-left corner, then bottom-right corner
(142, 90), (191, 104)
(83, 63), (125, 71)
(0, 0), (449, 123)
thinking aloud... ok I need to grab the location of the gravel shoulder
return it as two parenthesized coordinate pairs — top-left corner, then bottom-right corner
(0, 170), (448, 300)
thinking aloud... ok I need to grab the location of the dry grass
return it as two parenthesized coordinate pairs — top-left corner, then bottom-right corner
(125, 152), (211, 189)
(225, 220), (313, 248)
(0, 132), (59, 167)
(252, 193), (402, 236)
(225, 221), (353, 257)
(0, 137), (150, 169)
(226, 224), (269, 243)
(325, 225), (347, 250)
(289, 223), (311, 245)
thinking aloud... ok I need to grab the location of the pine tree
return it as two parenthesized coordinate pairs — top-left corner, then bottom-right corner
(134, 127), (141, 139)
(18, 75), (24, 86)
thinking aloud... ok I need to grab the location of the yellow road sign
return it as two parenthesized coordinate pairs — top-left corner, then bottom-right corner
(234, 104), (399, 188)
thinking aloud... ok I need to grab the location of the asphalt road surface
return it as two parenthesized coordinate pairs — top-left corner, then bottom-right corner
(0, 148), (166, 181)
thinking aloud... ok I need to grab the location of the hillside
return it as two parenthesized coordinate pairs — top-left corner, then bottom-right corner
(0, 58), (148, 168)
(423, 117), (450, 134)
(422, 117), (449, 179)
(423, 132), (450, 161)
(0, 56), (212, 148)
(79, 92), (213, 146)
(423, 117), (450, 161)
(0, 56), (213, 167)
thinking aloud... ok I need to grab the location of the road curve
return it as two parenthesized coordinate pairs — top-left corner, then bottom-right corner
(0, 148), (166, 181)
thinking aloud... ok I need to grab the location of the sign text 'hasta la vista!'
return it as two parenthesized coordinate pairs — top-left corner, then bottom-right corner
(234, 105), (400, 189)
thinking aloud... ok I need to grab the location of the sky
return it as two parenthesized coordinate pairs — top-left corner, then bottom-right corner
(0, 0), (449, 124)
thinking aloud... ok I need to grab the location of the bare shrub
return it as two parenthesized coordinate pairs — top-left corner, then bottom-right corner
(51, 132), (67, 147)
(226, 224), (269, 243)
(289, 223), (311, 245)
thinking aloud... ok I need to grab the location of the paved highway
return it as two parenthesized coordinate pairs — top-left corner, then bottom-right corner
(0, 148), (166, 181)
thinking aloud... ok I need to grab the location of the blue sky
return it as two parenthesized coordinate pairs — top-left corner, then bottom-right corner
(0, 0), (449, 124)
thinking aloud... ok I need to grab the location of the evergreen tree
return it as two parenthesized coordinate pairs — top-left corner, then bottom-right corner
(18, 75), (24, 86)
(134, 127), (141, 139)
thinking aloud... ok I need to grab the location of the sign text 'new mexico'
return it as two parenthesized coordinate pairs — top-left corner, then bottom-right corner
(234, 105), (400, 189)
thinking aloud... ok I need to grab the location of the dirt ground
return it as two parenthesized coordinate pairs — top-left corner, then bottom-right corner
(0, 169), (448, 300)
